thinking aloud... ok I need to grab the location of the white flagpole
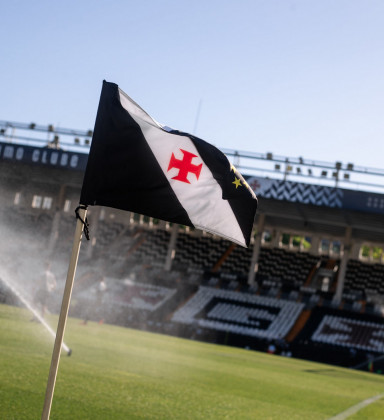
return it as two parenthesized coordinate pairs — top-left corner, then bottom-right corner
(41, 206), (88, 420)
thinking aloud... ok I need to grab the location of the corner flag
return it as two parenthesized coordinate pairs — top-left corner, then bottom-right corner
(80, 81), (257, 247)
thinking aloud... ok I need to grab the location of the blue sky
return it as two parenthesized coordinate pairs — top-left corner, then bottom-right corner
(1, 0), (384, 171)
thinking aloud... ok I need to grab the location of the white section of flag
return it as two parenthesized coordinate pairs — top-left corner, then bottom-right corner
(119, 89), (246, 246)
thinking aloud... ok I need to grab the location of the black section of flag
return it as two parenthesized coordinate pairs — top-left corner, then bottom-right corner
(80, 81), (193, 226)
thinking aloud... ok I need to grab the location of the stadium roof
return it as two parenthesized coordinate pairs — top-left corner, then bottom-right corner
(260, 198), (384, 243)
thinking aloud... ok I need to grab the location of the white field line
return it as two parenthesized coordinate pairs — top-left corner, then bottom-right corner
(328, 393), (384, 420)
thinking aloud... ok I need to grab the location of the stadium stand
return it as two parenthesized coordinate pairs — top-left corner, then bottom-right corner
(344, 259), (384, 297)
(172, 286), (304, 340)
(311, 315), (384, 353)
(172, 233), (231, 272)
(1, 121), (384, 373)
(255, 248), (320, 290)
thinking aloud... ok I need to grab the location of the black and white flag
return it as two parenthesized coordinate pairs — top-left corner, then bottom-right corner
(80, 81), (257, 247)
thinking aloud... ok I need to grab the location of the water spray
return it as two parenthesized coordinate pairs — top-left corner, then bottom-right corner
(0, 275), (72, 356)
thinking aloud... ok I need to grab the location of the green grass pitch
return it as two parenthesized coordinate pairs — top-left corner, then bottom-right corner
(1, 303), (384, 419)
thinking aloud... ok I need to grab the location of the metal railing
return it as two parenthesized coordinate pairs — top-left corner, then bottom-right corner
(1, 119), (384, 193)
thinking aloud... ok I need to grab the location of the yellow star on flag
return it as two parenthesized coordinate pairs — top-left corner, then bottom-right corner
(232, 177), (242, 189)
